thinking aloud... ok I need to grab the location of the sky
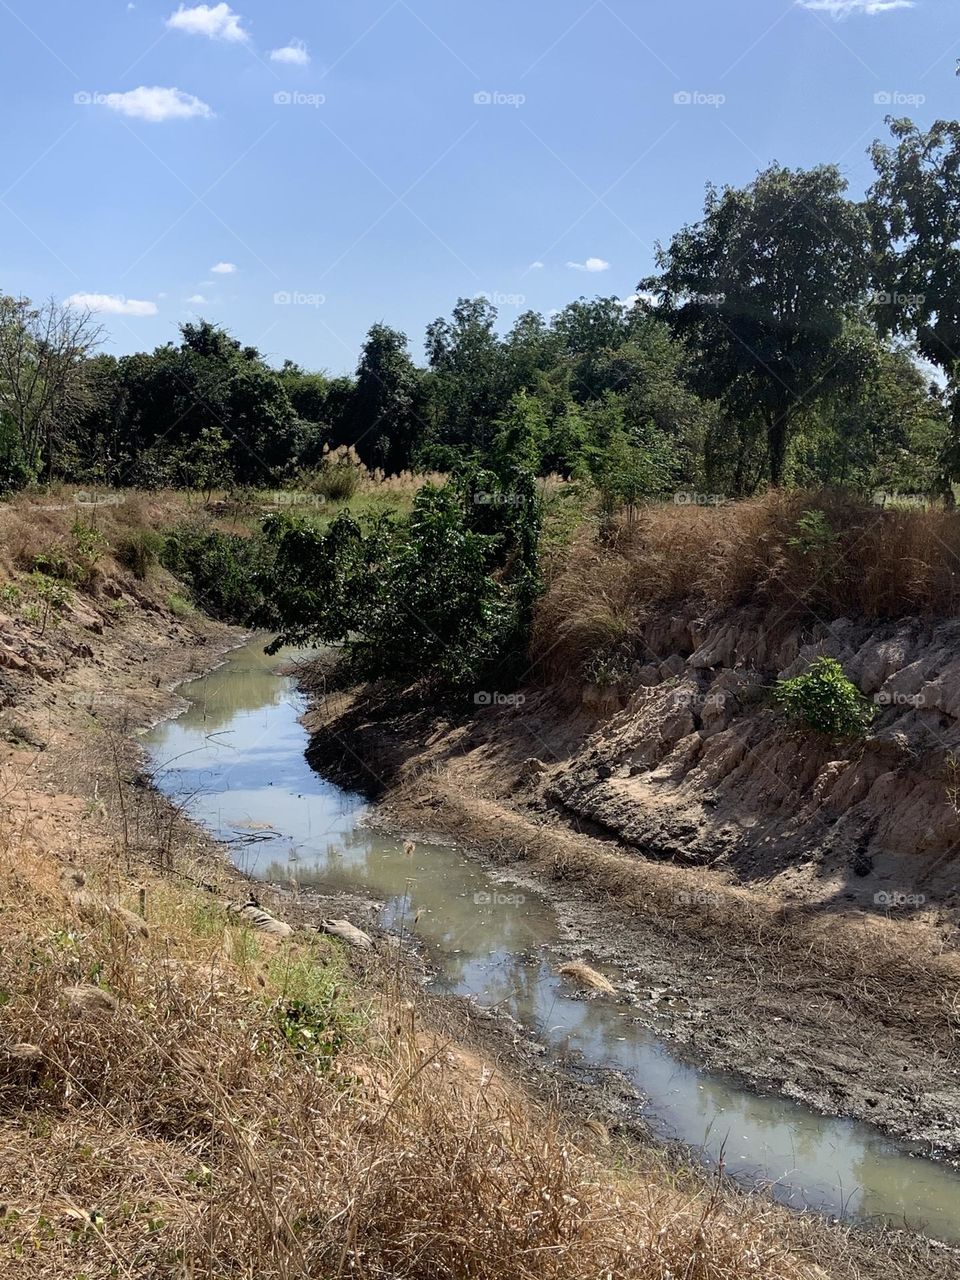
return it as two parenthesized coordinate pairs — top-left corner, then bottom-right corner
(0, 0), (957, 374)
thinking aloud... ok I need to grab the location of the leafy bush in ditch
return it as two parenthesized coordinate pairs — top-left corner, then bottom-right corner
(256, 465), (542, 689)
(774, 656), (874, 739)
(160, 523), (274, 622)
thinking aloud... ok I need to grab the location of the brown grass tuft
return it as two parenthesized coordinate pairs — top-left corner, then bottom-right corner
(557, 959), (616, 994)
(533, 490), (960, 683)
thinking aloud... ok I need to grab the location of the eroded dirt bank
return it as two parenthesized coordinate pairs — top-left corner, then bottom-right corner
(300, 605), (960, 1167)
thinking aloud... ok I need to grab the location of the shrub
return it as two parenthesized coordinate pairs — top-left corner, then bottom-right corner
(258, 467), (543, 689)
(116, 529), (167, 580)
(303, 444), (367, 502)
(160, 523), (274, 622)
(774, 656), (874, 739)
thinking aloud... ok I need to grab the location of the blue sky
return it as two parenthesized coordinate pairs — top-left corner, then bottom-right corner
(1, 0), (956, 373)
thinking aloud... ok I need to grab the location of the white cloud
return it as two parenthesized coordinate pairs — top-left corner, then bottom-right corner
(66, 293), (158, 317)
(567, 257), (610, 273)
(101, 86), (213, 122)
(186, 294), (208, 304)
(270, 39), (310, 66)
(796, 0), (913, 16)
(167, 3), (248, 42)
(619, 291), (658, 310)
(210, 261), (237, 274)
(528, 261), (544, 270)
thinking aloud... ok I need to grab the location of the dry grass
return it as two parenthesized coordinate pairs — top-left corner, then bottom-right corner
(533, 491), (960, 682)
(557, 959), (616, 994)
(0, 825), (830, 1280)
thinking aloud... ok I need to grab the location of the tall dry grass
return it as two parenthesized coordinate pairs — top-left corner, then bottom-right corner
(0, 837), (822, 1280)
(533, 491), (960, 682)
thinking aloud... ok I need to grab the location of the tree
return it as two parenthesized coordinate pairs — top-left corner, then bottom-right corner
(868, 118), (960, 500)
(642, 164), (870, 486)
(788, 331), (949, 493)
(0, 294), (102, 486)
(424, 297), (505, 453)
(345, 324), (422, 472)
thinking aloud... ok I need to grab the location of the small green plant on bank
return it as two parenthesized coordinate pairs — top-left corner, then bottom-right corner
(0, 582), (22, 609)
(70, 518), (107, 584)
(22, 571), (72, 635)
(775, 656), (874, 738)
(787, 508), (838, 557)
(30, 519), (106, 589)
(167, 592), (195, 619)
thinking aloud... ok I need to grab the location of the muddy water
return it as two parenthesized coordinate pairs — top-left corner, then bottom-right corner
(144, 640), (960, 1242)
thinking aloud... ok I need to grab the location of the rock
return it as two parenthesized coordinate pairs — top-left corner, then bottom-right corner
(229, 902), (293, 939)
(518, 757), (548, 782)
(113, 906), (149, 938)
(321, 918), (373, 950)
(581, 683), (620, 717)
(62, 985), (118, 1016)
(556, 960), (615, 995)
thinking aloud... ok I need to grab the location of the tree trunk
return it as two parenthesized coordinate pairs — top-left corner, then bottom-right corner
(767, 413), (789, 488)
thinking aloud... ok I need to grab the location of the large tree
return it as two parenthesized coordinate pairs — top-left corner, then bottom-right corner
(641, 164), (870, 486)
(868, 118), (960, 500)
(345, 323), (422, 472)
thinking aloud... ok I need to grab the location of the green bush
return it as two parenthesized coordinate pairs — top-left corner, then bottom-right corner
(303, 445), (366, 502)
(160, 523), (274, 622)
(775, 656), (874, 739)
(257, 466), (542, 689)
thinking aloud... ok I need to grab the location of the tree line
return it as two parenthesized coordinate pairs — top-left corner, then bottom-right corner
(2, 118), (959, 501)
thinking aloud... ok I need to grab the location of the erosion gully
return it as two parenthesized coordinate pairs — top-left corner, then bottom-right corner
(143, 639), (960, 1244)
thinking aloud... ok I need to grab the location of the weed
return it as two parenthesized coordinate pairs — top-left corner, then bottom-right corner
(775, 656), (875, 739)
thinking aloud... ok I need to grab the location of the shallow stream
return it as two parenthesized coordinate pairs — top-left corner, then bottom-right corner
(144, 640), (960, 1242)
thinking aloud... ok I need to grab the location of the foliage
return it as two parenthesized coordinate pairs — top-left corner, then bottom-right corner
(868, 118), (960, 498)
(160, 523), (274, 622)
(24, 571), (71, 635)
(258, 462), (542, 689)
(302, 444), (367, 502)
(775, 657), (875, 739)
(642, 164), (870, 486)
(2, 121), (959, 509)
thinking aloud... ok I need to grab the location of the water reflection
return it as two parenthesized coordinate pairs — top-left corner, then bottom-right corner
(144, 639), (960, 1242)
